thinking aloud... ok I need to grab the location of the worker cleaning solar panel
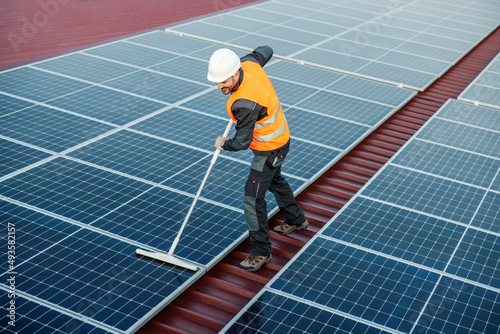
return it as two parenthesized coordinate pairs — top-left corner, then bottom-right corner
(137, 46), (309, 272)
(209, 46), (309, 272)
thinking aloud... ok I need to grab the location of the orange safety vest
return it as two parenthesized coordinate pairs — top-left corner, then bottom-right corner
(226, 61), (290, 152)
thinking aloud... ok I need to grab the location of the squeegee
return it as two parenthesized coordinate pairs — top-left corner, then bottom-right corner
(136, 119), (234, 271)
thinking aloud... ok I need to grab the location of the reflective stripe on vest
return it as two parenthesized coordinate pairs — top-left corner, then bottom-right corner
(253, 114), (287, 142)
(254, 102), (280, 130)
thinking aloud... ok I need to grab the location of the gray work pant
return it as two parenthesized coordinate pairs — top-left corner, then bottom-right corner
(243, 141), (306, 256)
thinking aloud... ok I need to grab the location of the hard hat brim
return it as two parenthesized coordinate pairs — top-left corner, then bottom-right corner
(207, 66), (240, 83)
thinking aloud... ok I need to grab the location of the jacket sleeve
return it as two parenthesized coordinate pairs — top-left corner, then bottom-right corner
(222, 99), (265, 151)
(240, 46), (273, 68)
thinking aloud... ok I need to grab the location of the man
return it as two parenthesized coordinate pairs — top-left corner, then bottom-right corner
(207, 46), (308, 272)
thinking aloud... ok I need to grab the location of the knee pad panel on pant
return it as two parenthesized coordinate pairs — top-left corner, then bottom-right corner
(243, 195), (259, 231)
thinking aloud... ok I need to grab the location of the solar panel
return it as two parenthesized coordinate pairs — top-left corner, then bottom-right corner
(459, 52), (500, 109)
(0, 93), (34, 116)
(167, 0), (500, 90)
(0, 200), (198, 333)
(226, 290), (393, 334)
(0, 296), (112, 334)
(3, 0), (497, 331)
(0, 25), (417, 331)
(0, 139), (51, 178)
(269, 237), (437, 333)
(32, 53), (138, 83)
(224, 99), (500, 333)
(0, 105), (114, 152)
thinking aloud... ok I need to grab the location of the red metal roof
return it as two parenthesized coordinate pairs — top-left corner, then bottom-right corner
(0, 0), (260, 69)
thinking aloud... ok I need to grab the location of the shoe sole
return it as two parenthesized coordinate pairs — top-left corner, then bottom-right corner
(239, 255), (272, 272)
(277, 222), (309, 236)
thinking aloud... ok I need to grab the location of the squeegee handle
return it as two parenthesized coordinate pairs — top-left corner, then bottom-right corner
(169, 119), (234, 255)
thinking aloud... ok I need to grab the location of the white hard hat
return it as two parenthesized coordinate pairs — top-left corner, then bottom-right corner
(207, 48), (241, 83)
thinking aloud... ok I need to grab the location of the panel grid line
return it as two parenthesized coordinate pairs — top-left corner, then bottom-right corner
(265, 287), (404, 334)
(408, 166), (500, 332)
(0, 286), (123, 334)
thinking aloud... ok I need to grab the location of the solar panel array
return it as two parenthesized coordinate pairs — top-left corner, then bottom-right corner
(459, 50), (500, 110)
(1, 0), (499, 332)
(224, 99), (500, 333)
(0, 17), (418, 334)
(169, 0), (500, 90)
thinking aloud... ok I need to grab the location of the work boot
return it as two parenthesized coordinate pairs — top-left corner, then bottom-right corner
(238, 253), (272, 272)
(274, 220), (309, 235)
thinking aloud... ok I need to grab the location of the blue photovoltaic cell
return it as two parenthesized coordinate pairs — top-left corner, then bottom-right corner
(46, 85), (167, 126)
(282, 140), (340, 180)
(179, 90), (229, 118)
(0, 94), (34, 116)
(257, 25), (327, 46)
(473, 71), (500, 89)
(304, 11), (363, 28)
(391, 140), (500, 188)
(361, 165), (486, 224)
(0, 67), (90, 102)
(255, 1), (317, 17)
(130, 107), (228, 152)
(413, 277), (500, 334)
(83, 41), (177, 68)
(271, 237), (437, 333)
(0, 214), (194, 332)
(151, 55), (209, 83)
(338, 30), (405, 49)
(436, 100), (500, 132)
(410, 33), (472, 53)
(446, 229), (500, 288)
(265, 60), (345, 89)
(232, 6), (295, 24)
(426, 25), (483, 44)
(471, 191), (500, 233)
(416, 118), (500, 158)
(67, 130), (210, 184)
(227, 290), (392, 334)
(377, 51), (449, 75)
(203, 14), (274, 33)
(317, 39), (389, 60)
(128, 31), (215, 55)
(0, 105), (114, 152)
(321, 197), (466, 271)
(231, 34), (306, 57)
(285, 107), (369, 150)
(272, 79), (323, 106)
(0, 200), (82, 265)
(0, 296), (111, 334)
(324, 75), (416, 107)
(296, 90), (394, 126)
(91, 186), (246, 265)
(324, 5), (375, 21)
(294, 47), (371, 73)
(33, 53), (137, 84)
(104, 70), (209, 104)
(356, 62), (437, 90)
(0, 158), (152, 225)
(459, 85), (500, 109)
(173, 21), (248, 42)
(282, 18), (346, 38)
(439, 19), (493, 36)
(395, 41), (462, 63)
(0, 139), (51, 178)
